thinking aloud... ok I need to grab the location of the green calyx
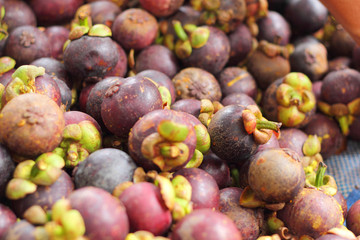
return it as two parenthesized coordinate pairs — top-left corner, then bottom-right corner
(0, 56), (15, 74)
(5, 65), (45, 103)
(190, 27), (210, 49)
(6, 178), (37, 200)
(267, 216), (285, 234)
(184, 149), (203, 168)
(23, 205), (48, 225)
(88, 24), (112, 37)
(0, 7), (8, 41)
(193, 124), (211, 154)
(239, 186), (285, 211)
(158, 120), (189, 142)
(306, 161), (338, 196)
(202, 0), (221, 11)
(144, 77), (172, 109)
(242, 105), (281, 144)
(276, 73), (315, 127)
(56, 121), (102, 168)
(198, 99), (223, 127)
(0, 83), (4, 109)
(303, 135), (321, 157)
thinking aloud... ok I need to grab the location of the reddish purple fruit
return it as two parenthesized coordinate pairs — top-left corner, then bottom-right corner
(64, 110), (102, 134)
(139, 0), (184, 17)
(119, 182), (172, 236)
(278, 128), (308, 157)
(221, 93), (257, 107)
(112, 8), (158, 51)
(44, 26), (70, 60)
(1, 220), (37, 240)
(0, 144), (15, 200)
(85, 1), (121, 27)
(174, 168), (220, 210)
(4, 25), (51, 66)
(68, 186), (129, 240)
(227, 23), (253, 66)
(199, 153), (231, 189)
(171, 209), (242, 240)
(171, 99), (202, 117)
(346, 199), (360, 236)
(2, 0), (37, 32)
(0, 204), (17, 239)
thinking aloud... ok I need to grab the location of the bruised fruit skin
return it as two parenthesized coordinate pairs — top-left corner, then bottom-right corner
(218, 67), (257, 99)
(247, 148), (305, 203)
(63, 35), (119, 84)
(172, 67), (222, 102)
(112, 8), (158, 51)
(171, 209), (242, 240)
(101, 75), (163, 139)
(28, 0), (84, 26)
(10, 171), (74, 218)
(135, 45), (180, 78)
(0, 204), (17, 239)
(0, 144), (15, 200)
(74, 148), (137, 193)
(139, 0), (184, 17)
(219, 187), (264, 240)
(128, 109), (197, 172)
(119, 182), (172, 236)
(0, 93), (65, 158)
(174, 168), (220, 210)
(4, 25), (51, 66)
(68, 186), (129, 240)
(277, 188), (344, 239)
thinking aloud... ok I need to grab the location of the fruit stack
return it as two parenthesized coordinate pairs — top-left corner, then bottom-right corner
(0, 0), (360, 239)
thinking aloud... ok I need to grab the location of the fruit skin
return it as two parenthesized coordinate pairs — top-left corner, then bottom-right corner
(101, 75), (163, 139)
(112, 8), (158, 51)
(64, 110), (102, 135)
(128, 109), (197, 172)
(74, 148), (137, 193)
(346, 199), (360, 236)
(3, 0), (37, 33)
(207, 105), (257, 164)
(247, 148), (305, 203)
(0, 144), (15, 200)
(139, 0), (185, 17)
(135, 45), (180, 78)
(227, 23), (253, 66)
(170, 209), (242, 240)
(172, 67), (222, 102)
(4, 25), (51, 66)
(277, 188), (344, 239)
(199, 153), (231, 189)
(0, 93), (65, 158)
(88, 0), (121, 27)
(219, 187), (264, 240)
(28, 0), (84, 26)
(181, 26), (230, 75)
(174, 168), (220, 210)
(63, 35), (120, 84)
(44, 26), (70, 60)
(10, 171), (74, 218)
(0, 203), (17, 239)
(1, 220), (37, 240)
(119, 182), (172, 236)
(68, 186), (129, 240)
(221, 93), (257, 107)
(278, 128), (308, 157)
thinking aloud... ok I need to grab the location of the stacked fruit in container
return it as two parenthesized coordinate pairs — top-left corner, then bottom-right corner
(0, 0), (360, 239)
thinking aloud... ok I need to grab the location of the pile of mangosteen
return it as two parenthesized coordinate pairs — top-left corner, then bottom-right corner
(1, 0), (360, 239)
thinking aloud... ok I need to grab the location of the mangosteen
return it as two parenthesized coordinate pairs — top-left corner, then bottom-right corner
(1, 220), (37, 240)
(28, 0), (84, 26)
(261, 72), (316, 128)
(2, 0), (37, 33)
(289, 39), (328, 81)
(171, 209), (242, 240)
(4, 25), (51, 66)
(0, 144), (15, 200)
(208, 104), (281, 165)
(44, 26), (70, 60)
(0, 93), (65, 158)
(112, 8), (158, 51)
(128, 109), (197, 172)
(63, 20), (120, 84)
(80, 0), (121, 27)
(227, 23), (253, 66)
(74, 148), (137, 193)
(218, 67), (257, 99)
(172, 67), (222, 102)
(0, 204), (16, 239)
(278, 128), (308, 157)
(103, 41), (128, 78)
(139, 0), (184, 17)
(327, 57), (351, 73)
(246, 40), (291, 90)
(199, 153), (231, 189)
(171, 99), (202, 117)
(328, 26), (356, 58)
(221, 93), (257, 107)
(135, 44), (180, 78)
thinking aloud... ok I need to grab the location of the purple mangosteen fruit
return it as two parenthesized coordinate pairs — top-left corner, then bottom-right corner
(0, 144), (15, 200)
(101, 75), (164, 140)
(208, 104), (281, 165)
(346, 199), (360, 236)
(1, 220), (37, 240)
(328, 26), (356, 58)
(218, 66), (258, 99)
(74, 148), (137, 193)
(68, 186), (129, 240)
(4, 25), (51, 66)
(278, 128), (308, 157)
(277, 188), (344, 238)
(2, 0), (37, 33)
(112, 8), (158, 51)
(227, 23), (253, 66)
(63, 110), (102, 134)
(172, 67), (222, 102)
(128, 109), (197, 172)
(139, 0), (185, 17)
(0, 204), (16, 239)
(199, 153), (231, 189)
(135, 44), (180, 78)
(171, 99), (202, 117)
(221, 93), (257, 107)
(0, 93), (64, 158)
(247, 40), (291, 90)
(219, 187), (264, 240)
(261, 72), (316, 128)
(80, 0), (121, 27)
(328, 57), (351, 73)
(119, 182), (172, 236)
(171, 209), (242, 240)
(257, 10), (291, 46)
(174, 167), (220, 210)
(28, 0), (84, 26)
(44, 26), (70, 60)
(103, 42), (128, 78)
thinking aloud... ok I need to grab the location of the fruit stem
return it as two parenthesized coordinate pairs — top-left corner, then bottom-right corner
(172, 20), (189, 42)
(256, 119), (281, 132)
(314, 161), (326, 188)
